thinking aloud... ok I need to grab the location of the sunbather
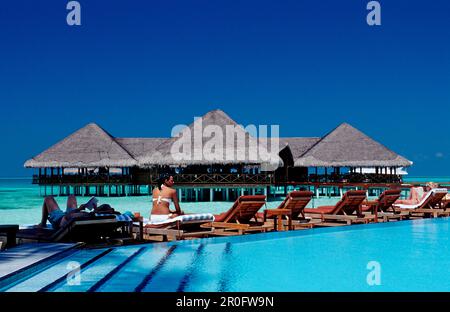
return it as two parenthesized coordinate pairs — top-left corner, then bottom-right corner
(395, 187), (424, 205)
(38, 195), (98, 229)
(396, 182), (439, 205)
(150, 174), (184, 223)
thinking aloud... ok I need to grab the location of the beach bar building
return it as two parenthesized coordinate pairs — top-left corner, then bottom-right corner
(25, 110), (412, 201)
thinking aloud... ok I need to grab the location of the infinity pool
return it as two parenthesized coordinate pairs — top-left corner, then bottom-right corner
(2, 218), (450, 292)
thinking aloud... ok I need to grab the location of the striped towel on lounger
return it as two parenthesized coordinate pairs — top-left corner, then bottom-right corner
(95, 213), (133, 222)
(143, 213), (215, 226)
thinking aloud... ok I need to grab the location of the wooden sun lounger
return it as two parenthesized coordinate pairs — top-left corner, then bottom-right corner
(393, 188), (448, 218)
(376, 210), (411, 222)
(0, 225), (19, 249)
(361, 189), (405, 222)
(439, 199), (450, 216)
(207, 195), (272, 235)
(304, 190), (375, 225)
(263, 191), (320, 230)
(136, 215), (215, 242)
(442, 199), (450, 210)
(207, 222), (273, 236)
(12, 215), (121, 243)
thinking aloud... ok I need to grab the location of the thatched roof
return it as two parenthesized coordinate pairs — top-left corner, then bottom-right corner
(138, 109), (282, 167)
(24, 123), (137, 168)
(115, 138), (169, 158)
(24, 111), (412, 170)
(279, 138), (321, 160)
(294, 123), (412, 167)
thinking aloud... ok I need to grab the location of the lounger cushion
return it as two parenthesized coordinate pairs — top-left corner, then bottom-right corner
(16, 215), (120, 242)
(394, 188), (448, 209)
(95, 213), (133, 222)
(360, 204), (374, 212)
(144, 213), (215, 227)
(289, 191), (314, 198)
(304, 206), (335, 214)
(214, 212), (228, 222)
(238, 195), (267, 202)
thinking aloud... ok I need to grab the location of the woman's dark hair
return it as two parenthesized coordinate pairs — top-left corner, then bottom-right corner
(156, 174), (171, 190)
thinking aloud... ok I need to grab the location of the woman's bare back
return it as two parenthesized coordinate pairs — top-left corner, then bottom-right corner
(151, 187), (176, 215)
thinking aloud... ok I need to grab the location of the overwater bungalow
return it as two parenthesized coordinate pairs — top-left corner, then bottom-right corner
(25, 110), (412, 201)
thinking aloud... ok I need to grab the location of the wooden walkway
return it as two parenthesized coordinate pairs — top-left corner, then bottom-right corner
(0, 243), (79, 281)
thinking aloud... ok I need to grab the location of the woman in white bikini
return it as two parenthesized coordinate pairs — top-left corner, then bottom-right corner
(150, 174), (184, 222)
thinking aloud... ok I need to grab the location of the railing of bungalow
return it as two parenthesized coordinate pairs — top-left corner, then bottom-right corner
(32, 175), (132, 185)
(154, 173), (273, 185)
(33, 173), (274, 185)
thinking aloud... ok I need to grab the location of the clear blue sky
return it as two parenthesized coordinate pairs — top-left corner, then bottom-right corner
(0, 0), (449, 177)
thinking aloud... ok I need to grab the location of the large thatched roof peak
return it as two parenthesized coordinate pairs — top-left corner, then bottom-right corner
(24, 123), (137, 168)
(179, 109), (247, 135)
(294, 122), (412, 167)
(137, 109), (282, 167)
(197, 109), (237, 124)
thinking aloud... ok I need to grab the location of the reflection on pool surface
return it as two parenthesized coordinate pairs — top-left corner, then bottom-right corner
(2, 218), (450, 292)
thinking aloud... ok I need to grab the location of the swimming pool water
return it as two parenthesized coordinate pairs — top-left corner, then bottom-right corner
(2, 218), (450, 292)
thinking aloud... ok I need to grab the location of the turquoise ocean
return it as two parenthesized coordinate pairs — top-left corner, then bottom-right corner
(0, 177), (448, 226)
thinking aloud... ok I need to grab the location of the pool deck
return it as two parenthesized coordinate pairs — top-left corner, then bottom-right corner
(0, 243), (79, 281)
(1, 217), (450, 291)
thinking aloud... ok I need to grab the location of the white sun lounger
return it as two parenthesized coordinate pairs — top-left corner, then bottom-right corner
(393, 188), (448, 217)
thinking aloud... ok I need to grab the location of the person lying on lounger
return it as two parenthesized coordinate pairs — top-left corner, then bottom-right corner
(150, 174), (184, 223)
(395, 182), (439, 205)
(38, 195), (99, 229)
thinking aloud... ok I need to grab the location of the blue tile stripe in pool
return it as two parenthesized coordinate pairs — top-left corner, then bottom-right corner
(53, 247), (142, 292)
(2, 218), (450, 292)
(100, 245), (175, 292)
(87, 247), (146, 292)
(176, 244), (206, 292)
(38, 248), (113, 292)
(134, 245), (178, 292)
